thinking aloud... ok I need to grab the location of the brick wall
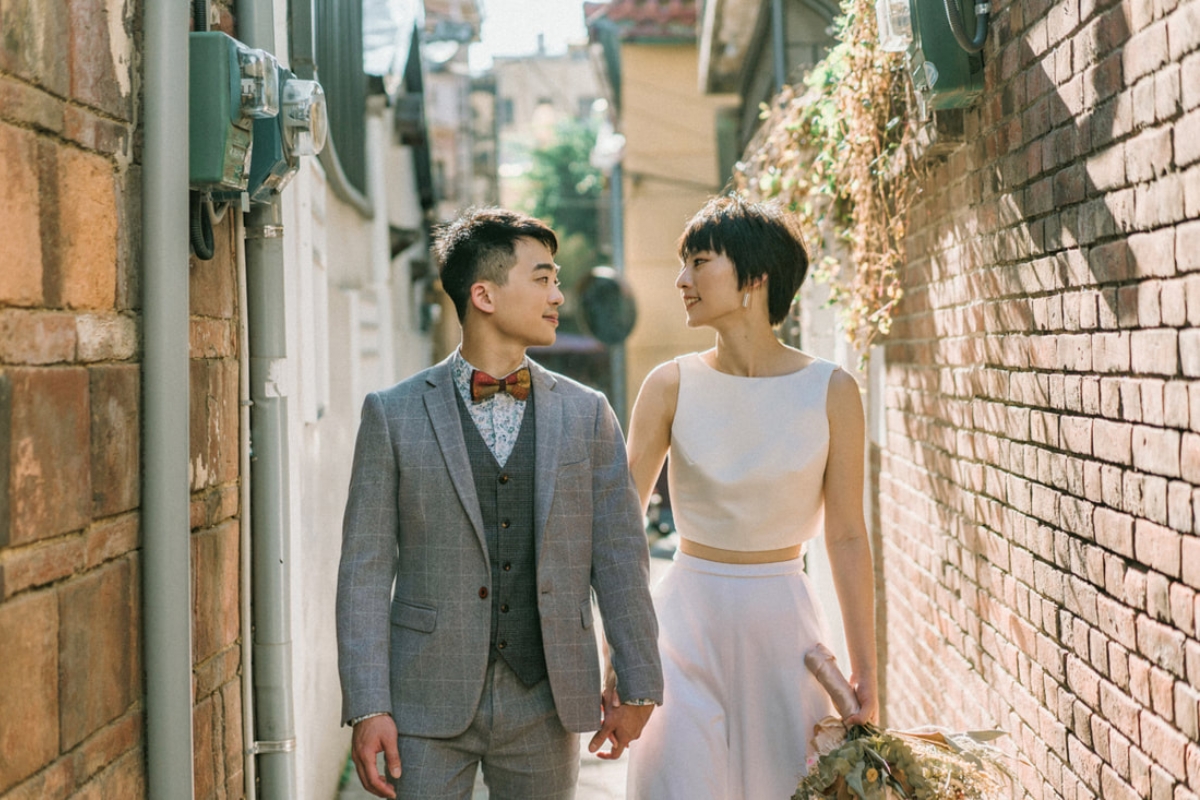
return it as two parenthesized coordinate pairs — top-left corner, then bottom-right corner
(879, 0), (1200, 796)
(0, 3), (246, 798)
(188, 221), (247, 800)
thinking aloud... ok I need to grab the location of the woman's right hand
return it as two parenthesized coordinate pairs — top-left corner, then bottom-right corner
(602, 659), (621, 709)
(843, 675), (879, 727)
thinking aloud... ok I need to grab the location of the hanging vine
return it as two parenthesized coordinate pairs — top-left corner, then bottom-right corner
(735, 0), (919, 352)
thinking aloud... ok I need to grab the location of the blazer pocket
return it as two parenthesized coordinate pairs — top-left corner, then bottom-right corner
(390, 600), (437, 633)
(580, 598), (594, 630)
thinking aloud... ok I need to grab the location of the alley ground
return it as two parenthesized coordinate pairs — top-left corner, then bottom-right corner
(335, 554), (670, 800)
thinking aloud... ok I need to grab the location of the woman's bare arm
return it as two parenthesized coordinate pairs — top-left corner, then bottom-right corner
(626, 361), (680, 513)
(822, 368), (879, 725)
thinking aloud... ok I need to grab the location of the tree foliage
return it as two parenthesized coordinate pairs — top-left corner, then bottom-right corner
(522, 117), (605, 332)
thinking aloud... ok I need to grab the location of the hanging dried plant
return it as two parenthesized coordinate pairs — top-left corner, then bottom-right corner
(735, 0), (919, 352)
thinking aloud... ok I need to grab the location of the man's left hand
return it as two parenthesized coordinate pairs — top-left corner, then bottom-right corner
(587, 695), (655, 760)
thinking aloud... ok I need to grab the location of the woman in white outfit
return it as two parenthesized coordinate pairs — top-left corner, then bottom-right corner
(618, 196), (879, 799)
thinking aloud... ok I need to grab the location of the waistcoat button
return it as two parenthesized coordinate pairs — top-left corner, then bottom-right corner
(498, 474), (509, 484)
(478, 586), (488, 599)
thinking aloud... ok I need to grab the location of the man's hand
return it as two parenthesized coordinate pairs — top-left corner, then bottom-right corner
(351, 715), (401, 798)
(587, 694), (655, 760)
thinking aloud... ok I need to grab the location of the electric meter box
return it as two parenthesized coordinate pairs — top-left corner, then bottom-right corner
(908, 0), (985, 110)
(248, 69), (328, 202)
(189, 33), (255, 190)
(189, 32), (280, 191)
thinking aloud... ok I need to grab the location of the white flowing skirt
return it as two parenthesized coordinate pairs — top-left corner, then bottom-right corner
(627, 552), (836, 800)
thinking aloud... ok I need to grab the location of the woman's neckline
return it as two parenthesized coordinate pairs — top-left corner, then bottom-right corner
(694, 351), (821, 379)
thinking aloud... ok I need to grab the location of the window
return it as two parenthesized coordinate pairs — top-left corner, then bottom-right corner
(498, 97), (515, 127)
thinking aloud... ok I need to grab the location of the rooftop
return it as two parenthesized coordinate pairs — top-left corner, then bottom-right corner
(584, 0), (698, 41)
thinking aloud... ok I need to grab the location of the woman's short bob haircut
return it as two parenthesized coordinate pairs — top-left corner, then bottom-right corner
(434, 207), (558, 322)
(677, 195), (808, 326)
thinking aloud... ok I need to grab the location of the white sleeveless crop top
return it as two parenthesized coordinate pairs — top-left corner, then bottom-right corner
(667, 352), (837, 552)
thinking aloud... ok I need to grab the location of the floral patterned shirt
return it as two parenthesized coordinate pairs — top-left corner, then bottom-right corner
(452, 348), (529, 467)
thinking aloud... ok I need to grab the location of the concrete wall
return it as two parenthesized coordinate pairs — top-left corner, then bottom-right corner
(619, 42), (737, 414)
(880, 0), (1200, 796)
(291, 111), (436, 800)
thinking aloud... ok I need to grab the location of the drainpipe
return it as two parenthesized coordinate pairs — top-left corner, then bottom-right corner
(244, 200), (298, 800)
(141, 0), (195, 795)
(610, 161), (628, 427)
(238, 0), (299, 795)
(771, 0), (787, 92)
(234, 210), (259, 800)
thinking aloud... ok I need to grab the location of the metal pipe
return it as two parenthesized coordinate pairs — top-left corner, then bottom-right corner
(320, 135), (376, 219)
(610, 162), (627, 426)
(238, 0), (300, 794)
(235, 209), (259, 800)
(771, 0), (787, 92)
(245, 201), (298, 800)
(141, 0), (195, 793)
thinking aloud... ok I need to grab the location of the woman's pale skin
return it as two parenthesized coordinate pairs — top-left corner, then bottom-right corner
(617, 248), (880, 727)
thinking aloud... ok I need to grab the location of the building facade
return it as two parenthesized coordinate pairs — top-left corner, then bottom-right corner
(586, 0), (739, 418)
(0, 0), (480, 796)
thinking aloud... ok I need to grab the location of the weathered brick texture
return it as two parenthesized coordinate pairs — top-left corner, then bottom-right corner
(1, 0), (245, 792)
(881, 0), (1200, 797)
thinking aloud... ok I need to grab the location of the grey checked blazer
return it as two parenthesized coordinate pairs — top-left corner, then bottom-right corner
(336, 356), (663, 737)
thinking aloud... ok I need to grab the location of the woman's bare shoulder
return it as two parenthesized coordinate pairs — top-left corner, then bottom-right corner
(633, 359), (683, 426)
(643, 359), (682, 391)
(825, 366), (864, 425)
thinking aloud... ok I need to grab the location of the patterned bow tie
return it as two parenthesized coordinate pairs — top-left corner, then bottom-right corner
(470, 367), (532, 403)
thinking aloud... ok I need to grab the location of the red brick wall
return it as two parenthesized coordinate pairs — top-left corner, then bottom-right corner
(0, 3), (246, 797)
(879, 0), (1200, 796)
(188, 221), (247, 800)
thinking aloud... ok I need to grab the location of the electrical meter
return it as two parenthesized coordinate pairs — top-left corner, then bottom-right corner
(247, 69), (328, 202)
(189, 32), (280, 190)
(877, 0), (989, 115)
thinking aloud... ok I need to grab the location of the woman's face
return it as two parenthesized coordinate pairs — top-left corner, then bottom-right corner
(675, 250), (742, 328)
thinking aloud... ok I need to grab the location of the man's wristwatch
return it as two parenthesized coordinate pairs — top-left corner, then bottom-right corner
(623, 698), (656, 706)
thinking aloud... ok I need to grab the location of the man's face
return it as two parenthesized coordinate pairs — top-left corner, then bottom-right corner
(482, 237), (564, 348)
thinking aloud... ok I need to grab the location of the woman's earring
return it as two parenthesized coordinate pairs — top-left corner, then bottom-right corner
(742, 292), (750, 308)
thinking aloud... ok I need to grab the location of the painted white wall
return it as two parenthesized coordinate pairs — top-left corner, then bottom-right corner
(282, 101), (436, 800)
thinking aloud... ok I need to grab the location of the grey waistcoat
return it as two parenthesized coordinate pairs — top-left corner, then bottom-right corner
(455, 390), (547, 686)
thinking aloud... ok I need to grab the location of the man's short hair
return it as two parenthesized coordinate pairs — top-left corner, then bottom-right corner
(677, 195), (809, 326)
(434, 208), (559, 322)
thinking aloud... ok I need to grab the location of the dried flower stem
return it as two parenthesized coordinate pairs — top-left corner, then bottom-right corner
(735, 0), (918, 352)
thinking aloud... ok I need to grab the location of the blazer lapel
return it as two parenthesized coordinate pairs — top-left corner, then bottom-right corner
(530, 361), (562, 562)
(423, 359), (487, 551)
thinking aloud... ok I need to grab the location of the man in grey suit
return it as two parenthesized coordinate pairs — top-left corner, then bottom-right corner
(336, 208), (662, 799)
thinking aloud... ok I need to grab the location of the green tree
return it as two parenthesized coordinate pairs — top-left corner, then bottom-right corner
(522, 116), (605, 333)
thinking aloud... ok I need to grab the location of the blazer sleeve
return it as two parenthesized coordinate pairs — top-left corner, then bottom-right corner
(336, 391), (400, 724)
(588, 397), (664, 703)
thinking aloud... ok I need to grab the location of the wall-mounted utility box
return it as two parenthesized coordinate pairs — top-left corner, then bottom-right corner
(189, 32), (279, 191)
(248, 69), (328, 202)
(908, 0), (985, 111)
